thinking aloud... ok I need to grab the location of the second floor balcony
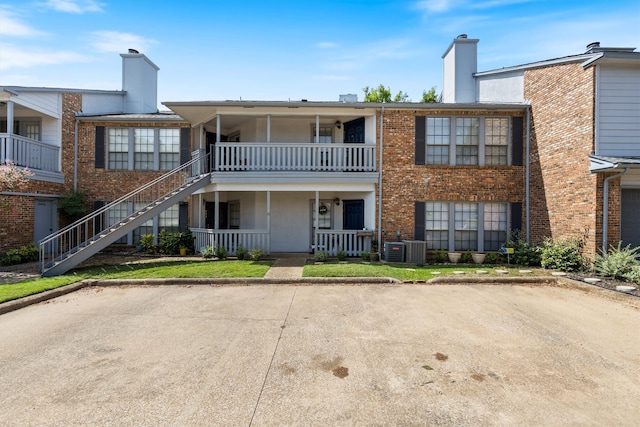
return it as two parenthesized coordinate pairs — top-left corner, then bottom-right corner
(209, 142), (376, 173)
(1, 133), (60, 173)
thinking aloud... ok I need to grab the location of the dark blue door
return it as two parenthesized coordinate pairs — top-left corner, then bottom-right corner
(343, 200), (364, 230)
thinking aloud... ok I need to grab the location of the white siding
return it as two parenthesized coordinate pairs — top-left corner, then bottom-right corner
(622, 169), (640, 188)
(12, 91), (61, 118)
(40, 116), (61, 147)
(596, 64), (640, 156)
(82, 93), (125, 114)
(477, 71), (525, 103)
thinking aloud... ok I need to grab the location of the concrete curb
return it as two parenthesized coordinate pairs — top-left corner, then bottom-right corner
(0, 276), (567, 316)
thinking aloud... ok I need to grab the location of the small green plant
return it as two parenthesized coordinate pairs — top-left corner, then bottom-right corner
(0, 242), (39, 266)
(433, 250), (447, 263)
(57, 191), (88, 223)
(540, 237), (585, 272)
(461, 250), (473, 264)
(337, 249), (347, 261)
(236, 245), (247, 260)
(249, 247), (264, 261)
(361, 251), (370, 262)
(593, 242), (640, 280)
(214, 244), (227, 260)
(159, 229), (195, 255)
(201, 245), (214, 259)
(370, 239), (379, 253)
(139, 233), (156, 254)
(484, 252), (502, 265)
(503, 231), (541, 266)
(315, 250), (327, 262)
(623, 265), (640, 285)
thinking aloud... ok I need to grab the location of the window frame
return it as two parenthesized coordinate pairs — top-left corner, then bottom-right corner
(107, 127), (181, 171)
(423, 116), (512, 166)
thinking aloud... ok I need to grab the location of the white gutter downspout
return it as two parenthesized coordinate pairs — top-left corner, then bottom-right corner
(73, 117), (79, 192)
(602, 168), (629, 255)
(377, 106), (384, 256)
(525, 105), (531, 243)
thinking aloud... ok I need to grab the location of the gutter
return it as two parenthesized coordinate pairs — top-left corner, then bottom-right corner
(525, 105), (531, 243)
(602, 168), (629, 255)
(73, 117), (79, 191)
(377, 106), (384, 256)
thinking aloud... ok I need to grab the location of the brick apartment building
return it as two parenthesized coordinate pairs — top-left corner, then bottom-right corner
(1, 37), (638, 274)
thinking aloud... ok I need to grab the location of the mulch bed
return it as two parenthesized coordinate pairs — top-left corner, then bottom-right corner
(566, 272), (639, 298)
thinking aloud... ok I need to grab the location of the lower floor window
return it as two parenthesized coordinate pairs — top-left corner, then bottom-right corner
(105, 201), (181, 245)
(424, 201), (510, 252)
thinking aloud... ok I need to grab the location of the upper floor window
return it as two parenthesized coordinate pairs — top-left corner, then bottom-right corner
(108, 127), (180, 171)
(419, 116), (515, 166)
(311, 125), (333, 143)
(0, 119), (41, 140)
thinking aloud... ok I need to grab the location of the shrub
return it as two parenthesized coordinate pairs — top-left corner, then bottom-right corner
(139, 233), (156, 254)
(57, 192), (88, 223)
(540, 237), (585, 272)
(503, 231), (541, 266)
(249, 247), (264, 261)
(236, 245), (247, 260)
(314, 251), (328, 262)
(593, 242), (640, 281)
(484, 252), (502, 265)
(623, 265), (640, 285)
(159, 229), (194, 255)
(433, 250), (447, 263)
(201, 246), (214, 259)
(461, 250), (473, 264)
(361, 251), (370, 261)
(0, 243), (39, 266)
(337, 249), (347, 261)
(214, 244), (227, 260)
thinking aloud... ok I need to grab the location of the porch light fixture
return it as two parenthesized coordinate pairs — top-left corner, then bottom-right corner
(334, 197), (340, 206)
(335, 120), (342, 129)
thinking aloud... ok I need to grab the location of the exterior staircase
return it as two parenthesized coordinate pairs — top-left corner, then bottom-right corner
(39, 155), (209, 277)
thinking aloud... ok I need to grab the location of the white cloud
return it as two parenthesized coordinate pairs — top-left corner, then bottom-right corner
(414, 0), (457, 12)
(90, 31), (156, 53)
(40, 0), (105, 14)
(0, 43), (88, 71)
(0, 7), (47, 37)
(313, 74), (350, 81)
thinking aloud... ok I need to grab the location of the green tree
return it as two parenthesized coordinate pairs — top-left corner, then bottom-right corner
(421, 87), (438, 103)
(363, 84), (409, 102)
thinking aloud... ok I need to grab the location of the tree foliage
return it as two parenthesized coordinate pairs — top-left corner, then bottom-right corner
(0, 160), (34, 214)
(363, 84), (438, 103)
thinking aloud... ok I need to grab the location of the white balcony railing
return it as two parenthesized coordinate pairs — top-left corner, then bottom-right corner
(0, 134), (60, 172)
(191, 228), (373, 257)
(212, 143), (376, 172)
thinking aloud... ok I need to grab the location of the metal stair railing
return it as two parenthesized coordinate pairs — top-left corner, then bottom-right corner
(39, 154), (209, 275)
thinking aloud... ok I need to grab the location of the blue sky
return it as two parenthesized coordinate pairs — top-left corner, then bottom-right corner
(1, 0), (639, 106)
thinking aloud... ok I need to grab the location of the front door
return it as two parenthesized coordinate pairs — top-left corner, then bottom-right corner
(34, 199), (57, 251)
(343, 200), (364, 230)
(343, 118), (365, 143)
(621, 189), (640, 249)
(205, 202), (228, 229)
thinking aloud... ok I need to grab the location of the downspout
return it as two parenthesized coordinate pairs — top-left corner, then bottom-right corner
(602, 168), (629, 255)
(377, 106), (384, 256)
(73, 117), (79, 192)
(525, 105), (531, 243)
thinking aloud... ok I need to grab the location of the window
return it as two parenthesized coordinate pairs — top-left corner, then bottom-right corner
(108, 128), (129, 170)
(159, 205), (179, 232)
(106, 202), (129, 244)
(107, 127), (181, 170)
(484, 203), (508, 251)
(134, 128), (154, 170)
(422, 116), (511, 166)
(311, 125), (333, 143)
(426, 118), (450, 165)
(229, 201), (240, 229)
(455, 118), (479, 165)
(485, 118), (509, 166)
(159, 129), (180, 170)
(425, 202), (449, 250)
(454, 203), (478, 251)
(132, 202), (153, 244)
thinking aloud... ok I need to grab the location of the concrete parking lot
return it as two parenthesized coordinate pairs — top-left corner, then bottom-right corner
(1, 283), (639, 426)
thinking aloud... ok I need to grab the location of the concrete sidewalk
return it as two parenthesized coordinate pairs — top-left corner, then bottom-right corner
(263, 253), (308, 279)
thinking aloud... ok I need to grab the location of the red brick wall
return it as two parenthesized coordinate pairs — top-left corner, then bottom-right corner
(380, 109), (526, 246)
(524, 63), (600, 256)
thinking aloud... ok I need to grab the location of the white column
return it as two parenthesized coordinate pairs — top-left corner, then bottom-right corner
(198, 194), (203, 227)
(216, 115), (221, 143)
(314, 191), (319, 252)
(267, 114), (271, 143)
(214, 191), (220, 229)
(199, 124), (204, 150)
(315, 115), (319, 143)
(266, 191), (271, 251)
(6, 100), (14, 160)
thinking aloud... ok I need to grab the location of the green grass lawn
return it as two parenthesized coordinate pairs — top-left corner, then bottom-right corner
(303, 261), (548, 281)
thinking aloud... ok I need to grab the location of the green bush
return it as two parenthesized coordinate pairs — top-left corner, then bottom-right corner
(484, 252), (503, 264)
(202, 246), (214, 259)
(214, 244), (227, 260)
(623, 265), (640, 285)
(0, 243), (39, 265)
(361, 251), (370, 261)
(433, 250), (447, 263)
(57, 192), (88, 223)
(236, 245), (247, 260)
(461, 250), (473, 264)
(139, 233), (156, 254)
(337, 249), (347, 261)
(593, 242), (640, 281)
(249, 247), (264, 261)
(540, 237), (585, 272)
(315, 251), (327, 262)
(158, 229), (194, 255)
(503, 231), (541, 266)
